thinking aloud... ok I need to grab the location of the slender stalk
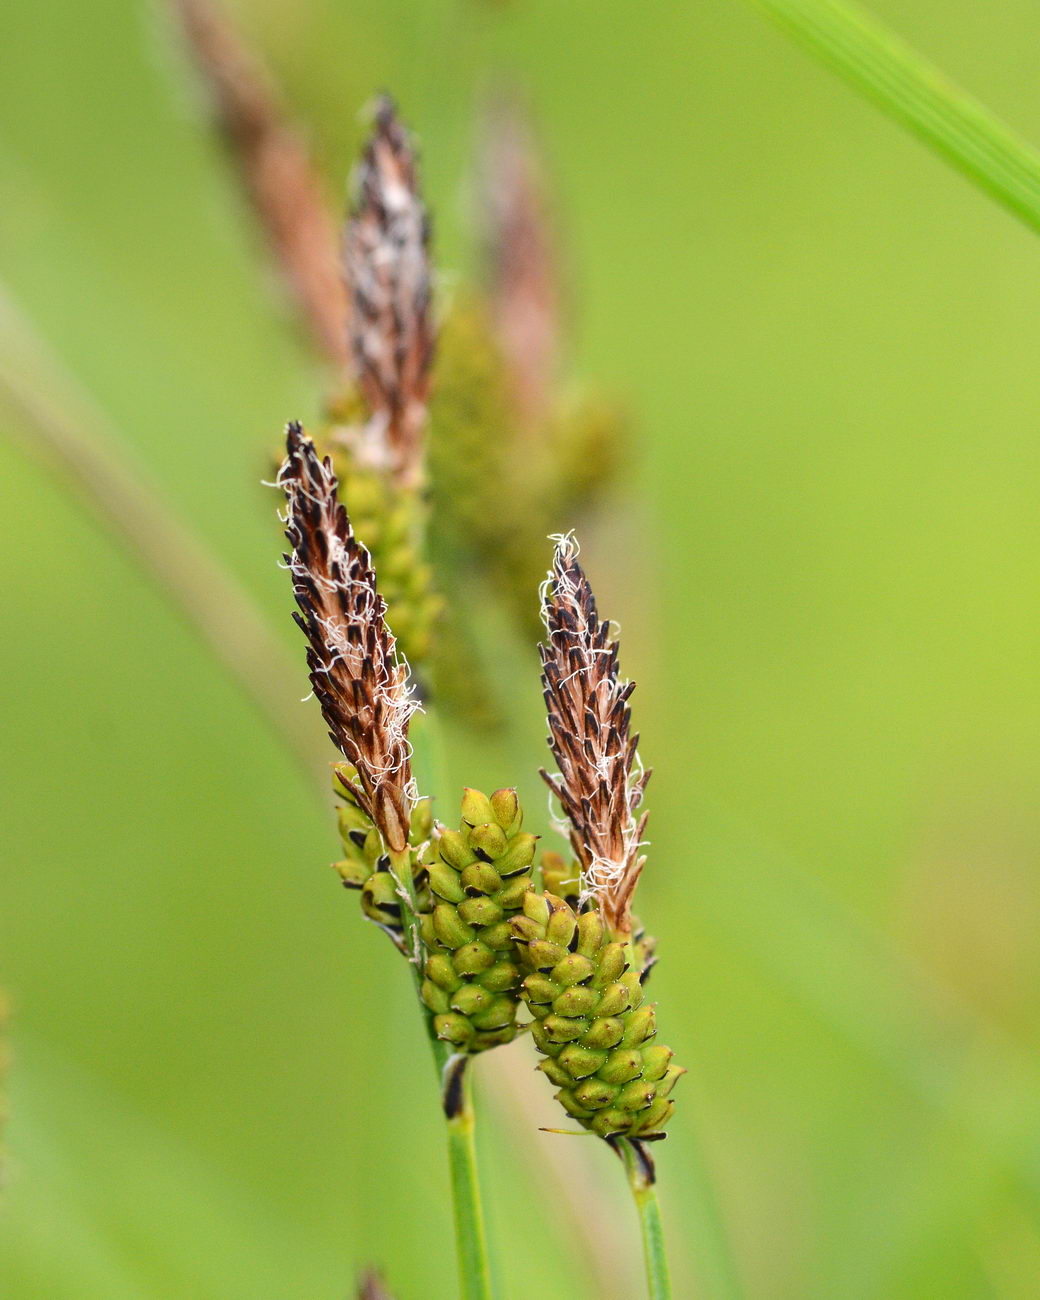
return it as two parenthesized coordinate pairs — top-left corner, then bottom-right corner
(438, 1054), (494, 1300)
(389, 725), (495, 1300)
(746, 0), (1040, 235)
(403, 941), (494, 1300)
(617, 1139), (672, 1300)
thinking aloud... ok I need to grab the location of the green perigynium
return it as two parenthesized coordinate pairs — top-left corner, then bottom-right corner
(333, 765), (434, 948)
(420, 787), (536, 1052)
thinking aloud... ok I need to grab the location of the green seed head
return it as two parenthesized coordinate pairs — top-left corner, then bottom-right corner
(419, 788), (535, 1053)
(512, 890), (681, 1139)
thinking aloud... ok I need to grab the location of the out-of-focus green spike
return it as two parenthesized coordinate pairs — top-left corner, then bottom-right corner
(326, 432), (442, 667)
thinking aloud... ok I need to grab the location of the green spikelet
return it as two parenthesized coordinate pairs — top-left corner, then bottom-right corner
(427, 297), (515, 548)
(548, 389), (627, 515)
(540, 852), (659, 980)
(317, 403), (442, 667)
(332, 764), (433, 948)
(424, 299), (515, 726)
(427, 304), (629, 645)
(513, 891), (683, 1140)
(419, 787), (536, 1052)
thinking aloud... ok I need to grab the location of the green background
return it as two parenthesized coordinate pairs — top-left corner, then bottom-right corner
(3, 0), (1040, 1295)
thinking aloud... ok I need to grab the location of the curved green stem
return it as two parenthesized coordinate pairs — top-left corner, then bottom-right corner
(617, 1139), (672, 1300)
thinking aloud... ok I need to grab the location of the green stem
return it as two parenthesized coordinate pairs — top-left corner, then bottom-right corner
(617, 1139), (672, 1300)
(438, 1053), (495, 1300)
(387, 827), (494, 1300)
(746, 0), (1040, 235)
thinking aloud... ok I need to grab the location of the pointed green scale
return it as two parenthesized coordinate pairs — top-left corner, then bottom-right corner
(512, 888), (682, 1139)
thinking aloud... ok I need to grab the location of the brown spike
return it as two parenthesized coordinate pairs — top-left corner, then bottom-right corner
(279, 422), (415, 851)
(477, 92), (559, 425)
(344, 96), (435, 491)
(169, 0), (348, 368)
(540, 534), (646, 933)
(357, 1269), (396, 1300)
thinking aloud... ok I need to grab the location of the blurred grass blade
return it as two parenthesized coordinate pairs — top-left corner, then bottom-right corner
(0, 282), (324, 786)
(692, 799), (1040, 1204)
(747, 0), (1040, 233)
(2, 1036), (348, 1297)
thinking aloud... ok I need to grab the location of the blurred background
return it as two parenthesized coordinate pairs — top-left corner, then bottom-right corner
(4, 0), (1040, 1296)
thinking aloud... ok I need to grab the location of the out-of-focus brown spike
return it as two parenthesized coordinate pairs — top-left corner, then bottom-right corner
(170, 0), (348, 368)
(279, 422), (416, 851)
(357, 1269), (395, 1300)
(477, 93), (559, 425)
(345, 96), (434, 491)
(539, 534), (647, 933)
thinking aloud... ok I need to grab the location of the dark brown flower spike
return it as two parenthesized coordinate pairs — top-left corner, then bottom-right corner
(345, 96), (435, 491)
(170, 0), (348, 369)
(280, 422), (417, 851)
(539, 534), (649, 933)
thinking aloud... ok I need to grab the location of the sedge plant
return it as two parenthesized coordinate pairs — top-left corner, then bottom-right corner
(280, 425), (519, 1299)
(279, 424), (684, 1292)
(268, 90), (684, 1300)
(172, 8), (690, 1291)
(14, 1), (1040, 1293)
(516, 534), (683, 1298)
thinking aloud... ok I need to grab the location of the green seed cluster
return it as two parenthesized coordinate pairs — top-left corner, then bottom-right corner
(540, 852), (658, 979)
(332, 766), (433, 945)
(513, 891), (682, 1139)
(420, 788), (536, 1052)
(335, 465), (441, 666)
